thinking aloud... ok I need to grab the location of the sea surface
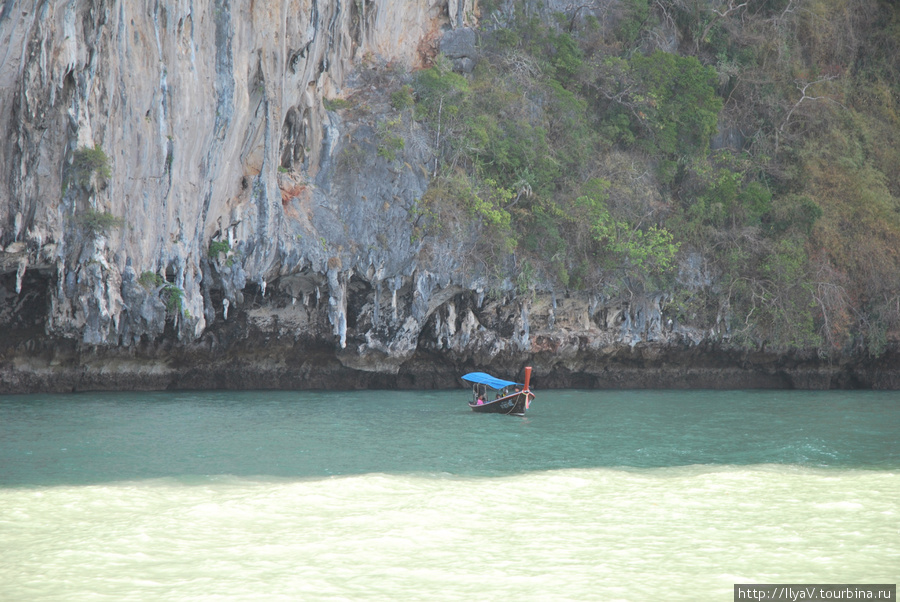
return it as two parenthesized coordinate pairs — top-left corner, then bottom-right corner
(1, 389), (898, 600)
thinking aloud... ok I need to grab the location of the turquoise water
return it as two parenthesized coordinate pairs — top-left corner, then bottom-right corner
(1, 389), (898, 599)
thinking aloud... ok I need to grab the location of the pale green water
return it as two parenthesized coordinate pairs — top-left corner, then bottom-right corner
(1, 389), (898, 600)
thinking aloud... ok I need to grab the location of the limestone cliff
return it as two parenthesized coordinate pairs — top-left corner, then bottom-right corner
(0, 0), (896, 392)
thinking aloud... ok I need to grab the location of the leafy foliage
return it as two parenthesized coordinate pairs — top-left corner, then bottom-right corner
(138, 271), (165, 288)
(208, 240), (231, 259)
(390, 85), (415, 111)
(323, 97), (352, 111)
(75, 209), (124, 238)
(69, 145), (112, 190)
(137, 271), (188, 317)
(161, 284), (186, 316)
(375, 117), (406, 162)
(402, 0), (900, 351)
(208, 240), (241, 268)
(589, 51), (722, 173)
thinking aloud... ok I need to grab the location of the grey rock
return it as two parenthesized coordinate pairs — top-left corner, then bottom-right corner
(440, 27), (476, 59)
(0, 0), (890, 393)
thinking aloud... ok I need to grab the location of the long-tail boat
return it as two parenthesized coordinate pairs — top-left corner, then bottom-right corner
(462, 367), (535, 416)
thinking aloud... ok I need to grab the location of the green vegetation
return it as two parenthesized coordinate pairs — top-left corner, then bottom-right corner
(69, 145), (112, 190)
(208, 240), (231, 259)
(390, 85), (415, 111)
(138, 271), (165, 288)
(138, 271), (188, 317)
(397, 0), (900, 353)
(375, 117), (406, 162)
(160, 284), (186, 317)
(323, 97), (352, 111)
(208, 239), (239, 267)
(75, 209), (124, 238)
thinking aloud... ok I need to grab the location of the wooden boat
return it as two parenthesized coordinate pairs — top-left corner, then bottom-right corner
(462, 367), (535, 416)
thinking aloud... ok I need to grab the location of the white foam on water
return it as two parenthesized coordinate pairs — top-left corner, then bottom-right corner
(1, 465), (897, 601)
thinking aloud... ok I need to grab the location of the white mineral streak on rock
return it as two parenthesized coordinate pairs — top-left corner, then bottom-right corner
(372, 279), (381, 327)
(433, 312), (442, 347)
(391, 286), (398, 322)
(517, 300), (531, 351)
(548, 291), (556, 330)
(327, 266), (347, 348)
(1, 0), (683, 371)
(15, 257), (27, 294)
(446, 301), (457, 336)
(0, 0), (455, 344)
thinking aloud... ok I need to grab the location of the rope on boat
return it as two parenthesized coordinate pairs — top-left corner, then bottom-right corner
(502, 393), (526, 415)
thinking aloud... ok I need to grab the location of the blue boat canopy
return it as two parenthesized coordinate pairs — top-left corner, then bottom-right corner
(461, 372), (520, 390)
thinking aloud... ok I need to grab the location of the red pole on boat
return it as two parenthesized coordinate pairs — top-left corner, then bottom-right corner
(523, 366), (533, 410)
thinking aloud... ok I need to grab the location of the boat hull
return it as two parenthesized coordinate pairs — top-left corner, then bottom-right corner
(468, 392), (533, 416)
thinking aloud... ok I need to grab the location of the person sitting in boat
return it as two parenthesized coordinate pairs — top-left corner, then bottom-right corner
(476, 394), (485, 405)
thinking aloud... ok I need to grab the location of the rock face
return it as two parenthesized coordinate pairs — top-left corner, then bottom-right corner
(0, 0), (897, 393)
(1, 0), (463, 340)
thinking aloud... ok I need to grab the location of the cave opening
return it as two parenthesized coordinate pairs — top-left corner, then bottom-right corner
(345, 275), (373, 331)
(0, 268), (54, 349)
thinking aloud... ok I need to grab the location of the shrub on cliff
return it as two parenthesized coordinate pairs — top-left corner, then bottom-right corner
(138, 271), (165, 288)
(75, 209), (124, 239)
(68, 145), (112, 191)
